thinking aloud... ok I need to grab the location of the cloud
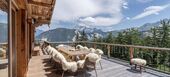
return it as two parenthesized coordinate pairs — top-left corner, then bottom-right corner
(136, 0), (153, 3)
(79, 16), (122, 26)
(0, 10), (7, 16)
(79, 17), (96, 25)
(132, 4), (170, 20)
(79, 14), (123, 26)
(51, 0), (127, 26)
(126, 17), (130, 20)
(122, 2), (128, 9)
(0, 10), (7, 23)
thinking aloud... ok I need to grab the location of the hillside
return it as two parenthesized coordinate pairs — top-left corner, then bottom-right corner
(36, 28), (106, 42)
(35, 29), (44, 36)
(36, 28), (76, 42)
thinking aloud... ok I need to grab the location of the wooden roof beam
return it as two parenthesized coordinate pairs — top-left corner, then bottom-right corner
(48, 0), (56, 24)
(28, 0), (52, 7)
(0, 0), (8, 12)
(30, 14), (50, 18)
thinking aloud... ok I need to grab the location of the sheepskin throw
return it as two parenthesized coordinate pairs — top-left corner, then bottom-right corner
(76, 45), (84, 50)
(89, 48), (96, 53)
(86, 53), (99, 63)
(95, 49), (104, 55)
(46, 45), (78, 72)
(62, 60), (78, 72)
(131, 58), (147, 66)
(83, 46), (89, 51)
(0, 48), (6, 53)
(77, 60), (85, 69)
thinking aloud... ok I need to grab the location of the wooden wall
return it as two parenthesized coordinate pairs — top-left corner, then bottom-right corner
(11, 2), (33, 77)
(9, 0), (53, 77)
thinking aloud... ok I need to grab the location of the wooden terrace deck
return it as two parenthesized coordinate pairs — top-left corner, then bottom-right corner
(27, 55), (170, 77)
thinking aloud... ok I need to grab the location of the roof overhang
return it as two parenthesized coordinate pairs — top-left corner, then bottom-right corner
(27, 0), (56, 27)
(0, 0), (8, 12)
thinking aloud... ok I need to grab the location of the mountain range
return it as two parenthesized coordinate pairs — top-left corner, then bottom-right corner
(34, 18), (170, 42)
(35, 29), (44, 36)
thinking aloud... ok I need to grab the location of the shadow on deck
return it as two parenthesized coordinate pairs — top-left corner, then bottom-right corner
(27, 55), (170, 77)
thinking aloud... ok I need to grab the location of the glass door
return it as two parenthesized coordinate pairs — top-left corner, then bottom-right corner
(0, 0), (9, 77)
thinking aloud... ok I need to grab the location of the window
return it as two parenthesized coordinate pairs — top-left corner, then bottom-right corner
(0, 0), (8, 77)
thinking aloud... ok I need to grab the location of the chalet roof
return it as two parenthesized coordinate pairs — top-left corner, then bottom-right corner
(0, 0), (56, 27)
(27, 0), (56, 27)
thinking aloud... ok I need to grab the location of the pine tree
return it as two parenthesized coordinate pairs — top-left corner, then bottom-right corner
(92, 33), (97, 42)
(160, 20), (170, 47)
(75, 31), (81, 41)
(80, 29), (88, 41)
(115, 32), (124, 44)
(105, 32), (113, 43)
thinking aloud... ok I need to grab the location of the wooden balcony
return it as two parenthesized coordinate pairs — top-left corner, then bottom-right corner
(26, 45), (170, 77)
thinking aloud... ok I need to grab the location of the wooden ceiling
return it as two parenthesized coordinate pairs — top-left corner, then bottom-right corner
(27, 0), (56, 27)
(0, 0), (8, 12)
(0, 0), (56, 27)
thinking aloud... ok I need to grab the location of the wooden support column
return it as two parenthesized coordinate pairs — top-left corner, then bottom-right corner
(30, 24), (35, 56)
(107, 45), (111, 58)
(16, 9), (27, 77)
(28, 22), (32, 59)
(129, 47), (134, 65)
(25, 10), (29, 73)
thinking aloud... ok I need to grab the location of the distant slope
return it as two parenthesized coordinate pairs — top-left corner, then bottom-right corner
(36, 28), (76, 42)
(36, 28), (106, 42)
(0, 23), (7, 43)
(35, 29), (44, 36)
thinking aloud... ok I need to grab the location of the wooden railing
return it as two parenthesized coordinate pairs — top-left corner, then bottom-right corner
(37, 41), (170, 74)
(0, 43), (8, 49)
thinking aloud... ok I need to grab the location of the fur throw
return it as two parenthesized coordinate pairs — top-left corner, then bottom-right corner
(131, 58), (147, 66)
(89, 48), (96, 53)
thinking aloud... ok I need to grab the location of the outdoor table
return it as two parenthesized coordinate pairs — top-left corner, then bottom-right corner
(56, 45), (89, 61)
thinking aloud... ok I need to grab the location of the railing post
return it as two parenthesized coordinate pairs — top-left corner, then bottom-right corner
(93, 43), (96, 49)
(84, 42), (87, 47)
(107, 45), (111, 58)
(129, 47), (134, 65)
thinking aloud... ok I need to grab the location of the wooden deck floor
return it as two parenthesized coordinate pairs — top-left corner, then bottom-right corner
(27, 55), (170, 77)
(0, 59), (8, 77)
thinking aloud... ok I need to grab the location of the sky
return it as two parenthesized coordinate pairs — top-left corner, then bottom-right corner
(0, 0), (170, 32)
(0, 10), (7, 23)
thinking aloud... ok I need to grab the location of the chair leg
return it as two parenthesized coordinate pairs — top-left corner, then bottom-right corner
(49, 57), (52, 63)
(62, 71), (65, 77)
(140, 66), (142, 73)
(83, 69), (86, 77)
(135, 64), (137, 69)
(143, 66), (146, 72)
(94, 65), (98, 77)
(99, 61), (103, 70)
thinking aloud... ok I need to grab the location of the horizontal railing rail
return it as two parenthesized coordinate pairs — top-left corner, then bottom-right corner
(0, 43), (8, 47)
(36, 41), (170, 74)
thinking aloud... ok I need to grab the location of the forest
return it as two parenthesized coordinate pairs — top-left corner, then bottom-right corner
(76, 19), (170, 73)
